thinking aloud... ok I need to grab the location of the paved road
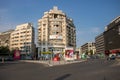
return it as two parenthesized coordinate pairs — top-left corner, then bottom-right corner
(0, 59), (120, 80)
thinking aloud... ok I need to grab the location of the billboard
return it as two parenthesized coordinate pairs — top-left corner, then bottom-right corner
(65, 50), (74, 58)
(14, 50), (20, 60)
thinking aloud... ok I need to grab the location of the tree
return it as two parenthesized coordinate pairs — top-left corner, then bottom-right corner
(0, 46), (10, 54)
(89, 50), (93, 55)
(9, 49), (15, 56)
(0, 46), (11, 56)
(85, 50), (88, 55)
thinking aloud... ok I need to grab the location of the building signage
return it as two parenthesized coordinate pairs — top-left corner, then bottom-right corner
(49, 35), (63, 39)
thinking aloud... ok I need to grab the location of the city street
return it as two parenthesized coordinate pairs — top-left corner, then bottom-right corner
(0, 59), (120, 80)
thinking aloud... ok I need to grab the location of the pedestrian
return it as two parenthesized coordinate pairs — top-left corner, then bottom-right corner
(2, 57), (4, 63)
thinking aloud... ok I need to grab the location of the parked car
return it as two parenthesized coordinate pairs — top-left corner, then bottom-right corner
(0, 56), (14, 61)
(108, 54), (116, 60)
(25, 56), (32, 60)
(116, 53), (120, 59)
(8, 56), (14, 61)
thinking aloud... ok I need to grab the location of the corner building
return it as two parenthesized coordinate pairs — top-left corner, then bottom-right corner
(38, 6), (76, 54)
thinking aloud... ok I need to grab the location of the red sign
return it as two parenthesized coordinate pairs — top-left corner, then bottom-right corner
(14, 50), (20, 60)
(110, 50), (120, 53)
(65, 50), (74, 58)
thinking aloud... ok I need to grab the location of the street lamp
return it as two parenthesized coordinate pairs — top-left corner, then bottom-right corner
(51, 48), (53, 61)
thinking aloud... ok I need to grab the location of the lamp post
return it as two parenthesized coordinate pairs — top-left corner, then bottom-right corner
(51, 48), (53, 61)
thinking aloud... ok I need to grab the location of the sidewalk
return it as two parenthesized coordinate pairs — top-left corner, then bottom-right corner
(20, 59), (86, 67)
(48, 60), (85, 66)
(0, 59), (86, 67)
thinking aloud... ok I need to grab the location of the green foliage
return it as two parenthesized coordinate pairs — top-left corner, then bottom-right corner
(89, 50), (93, 55)
(0, 46), (10, 54)
(85, 50), (88, 55)
(9, 49), (15, 55)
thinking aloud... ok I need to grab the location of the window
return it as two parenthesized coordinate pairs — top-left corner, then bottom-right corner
(43, 48), (46, 52)
(43, 42), (45, 45)
(43, 28), (45, 30)
(56, 32), (59, 34)
(43, 24), (46, 26)
(54, 14), (58, 18)
(56, 25), (59, 27)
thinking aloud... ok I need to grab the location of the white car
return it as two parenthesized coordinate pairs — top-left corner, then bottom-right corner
(116, 53), (120, 59)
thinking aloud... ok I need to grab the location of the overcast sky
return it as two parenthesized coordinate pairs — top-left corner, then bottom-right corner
(0, 0), (120, 47)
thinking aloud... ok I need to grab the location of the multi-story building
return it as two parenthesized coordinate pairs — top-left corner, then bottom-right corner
(95, 33), (105, 54)
(10, 23), (35, 56)
(104, 16), (120, 53)
(38, 6), (76, 54)
(0, 30), (14, 48)
(81, 42), (96, 55)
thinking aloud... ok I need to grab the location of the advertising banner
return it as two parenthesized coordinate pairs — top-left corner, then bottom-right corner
(65, 50), (74, 58)
(65, 49), (75, 60)
(14, 50), (20, 60)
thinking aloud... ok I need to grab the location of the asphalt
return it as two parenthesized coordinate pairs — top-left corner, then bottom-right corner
(0, 59), (120, 80)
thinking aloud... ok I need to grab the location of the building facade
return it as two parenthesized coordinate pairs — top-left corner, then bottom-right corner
(95, 33), (105, 54)
(81, 42), (96, 55)
(0, 30), (14, 48)
(104, 16), (120, 53)
(38, 6), (76, 54)
(10, 23), (35, 55)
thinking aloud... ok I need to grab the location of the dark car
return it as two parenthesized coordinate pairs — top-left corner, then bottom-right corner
(0, 56), (14, 61)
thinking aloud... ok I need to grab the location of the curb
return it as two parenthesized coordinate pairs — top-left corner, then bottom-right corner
(47, 60), (86, 67)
